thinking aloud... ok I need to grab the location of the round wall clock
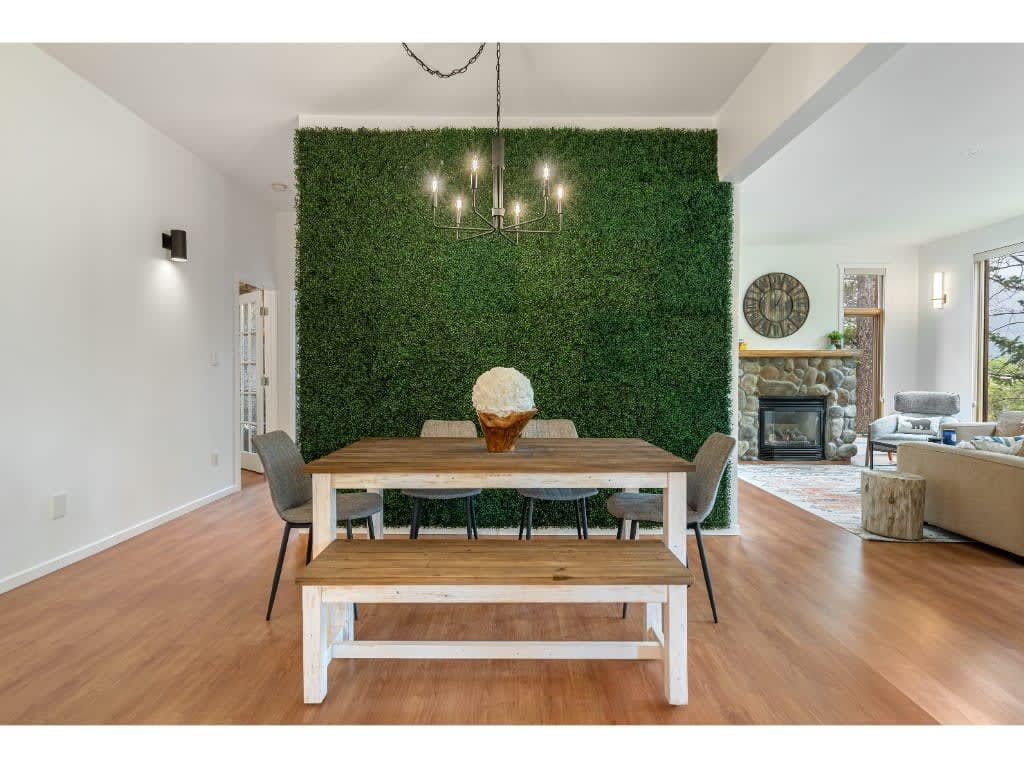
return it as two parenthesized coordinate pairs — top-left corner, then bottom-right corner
(743, 272), (810, 338)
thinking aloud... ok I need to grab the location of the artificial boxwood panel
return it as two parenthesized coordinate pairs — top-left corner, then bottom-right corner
(295, 127), (733, 529)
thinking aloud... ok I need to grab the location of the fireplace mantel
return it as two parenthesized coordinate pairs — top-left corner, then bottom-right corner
(739, 349), (863, 359)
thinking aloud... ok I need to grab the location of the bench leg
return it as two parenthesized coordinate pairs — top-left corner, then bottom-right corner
(303, 586), (329, 704)
(663, 584), (687, 705)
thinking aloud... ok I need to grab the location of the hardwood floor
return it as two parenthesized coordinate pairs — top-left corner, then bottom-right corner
(1, 471), (1022, 724)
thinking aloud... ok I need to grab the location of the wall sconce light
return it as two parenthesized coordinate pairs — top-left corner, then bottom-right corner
(162, 229), (187, 262)
(931, 271), (947, 308)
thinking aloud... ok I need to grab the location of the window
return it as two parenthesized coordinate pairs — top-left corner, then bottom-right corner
(841, 268), (885, 433)
(976, 245), (1024, 420)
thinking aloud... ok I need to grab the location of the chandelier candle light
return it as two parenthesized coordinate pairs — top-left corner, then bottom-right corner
(403, 42), (568, 244)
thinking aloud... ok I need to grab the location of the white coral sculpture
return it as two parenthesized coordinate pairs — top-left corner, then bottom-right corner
(471, 367), (535, 417)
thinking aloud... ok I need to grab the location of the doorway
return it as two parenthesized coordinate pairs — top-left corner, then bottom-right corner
(237, 282), (276, 473)
(840, 268), (885, 434)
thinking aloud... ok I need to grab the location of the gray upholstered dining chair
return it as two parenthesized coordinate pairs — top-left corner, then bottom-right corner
(607, 432), (735, 623)
(252, 431), (383, 620)
(517, 419), (597, 539)
(404, 420), (481, 539)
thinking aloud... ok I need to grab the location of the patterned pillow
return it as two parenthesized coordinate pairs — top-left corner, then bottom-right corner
(971, 435), (1024, 455)
(897, 416), (940, 435)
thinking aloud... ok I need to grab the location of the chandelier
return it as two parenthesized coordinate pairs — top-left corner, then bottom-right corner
(402, 42), (567, 244)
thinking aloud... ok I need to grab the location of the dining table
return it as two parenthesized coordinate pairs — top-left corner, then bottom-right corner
(301, 436), (695, 704)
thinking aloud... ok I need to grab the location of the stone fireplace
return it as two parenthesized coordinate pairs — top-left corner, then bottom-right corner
(738, 350), (861, 461)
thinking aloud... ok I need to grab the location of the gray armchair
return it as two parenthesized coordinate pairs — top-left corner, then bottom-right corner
(867, 391), (960, 468)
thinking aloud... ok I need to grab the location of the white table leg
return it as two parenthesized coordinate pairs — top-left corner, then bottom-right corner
(663, 583), (688, 705)
(312, 473), (337, 557)
(366, 487), (384, 540)
(302, 586), (329, 704)
(663, 472), (687, 566)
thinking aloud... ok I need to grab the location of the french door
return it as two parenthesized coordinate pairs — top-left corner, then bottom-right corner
(238, 289), (266, 473)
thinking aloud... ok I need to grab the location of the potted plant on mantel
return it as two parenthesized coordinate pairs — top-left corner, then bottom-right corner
(826, 330), (843, 351)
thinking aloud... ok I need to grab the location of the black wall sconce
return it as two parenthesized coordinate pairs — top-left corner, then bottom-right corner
(162, 229), (187, 262)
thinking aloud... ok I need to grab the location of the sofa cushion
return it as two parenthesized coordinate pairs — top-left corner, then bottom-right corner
(995, 411), (1024, 437)
(894, 391), (960, 416)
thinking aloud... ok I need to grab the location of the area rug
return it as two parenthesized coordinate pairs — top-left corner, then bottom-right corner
(737, 463), (968, 543)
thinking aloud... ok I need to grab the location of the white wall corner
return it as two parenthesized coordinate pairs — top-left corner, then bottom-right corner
(717, 43), (904, 182)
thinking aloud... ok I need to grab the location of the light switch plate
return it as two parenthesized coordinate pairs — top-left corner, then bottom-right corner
(211, 452), (220, 466)
(210, 351), (219, 367)
(51, 493), (67, 520)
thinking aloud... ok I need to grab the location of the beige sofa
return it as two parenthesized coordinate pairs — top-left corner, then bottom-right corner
(897, 441), (1024, 557)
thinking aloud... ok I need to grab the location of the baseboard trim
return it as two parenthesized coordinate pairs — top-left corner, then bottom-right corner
(0, 483), (241, 595)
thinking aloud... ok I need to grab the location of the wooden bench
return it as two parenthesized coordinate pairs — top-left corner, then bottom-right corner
(297, 539), (695, 705)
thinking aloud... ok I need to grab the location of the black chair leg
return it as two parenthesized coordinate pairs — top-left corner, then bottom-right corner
(622, 519), (639, 619)
(266, 522), (292, 621)
(518, 496), (527, 540)
(465, 497), (473, 539)
(367, 517), (376, 540)
(346, 519), (353, 540)
(470, 497), (479, 539)
(693, 524), (719, 623)
(581, 498), (590, 540)
(616, 519), (624, 540)
(526, 499), (535, 540)
(305, 524), (313, 565)
(574, 500), (583, 539)
(410, 498), (420, 539)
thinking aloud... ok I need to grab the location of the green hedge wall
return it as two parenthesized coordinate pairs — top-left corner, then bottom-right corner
(295, 127), (733, 529)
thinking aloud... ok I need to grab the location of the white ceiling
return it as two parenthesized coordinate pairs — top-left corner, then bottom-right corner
(40, 43), (767, 210)
(742, 43), (1024, 247)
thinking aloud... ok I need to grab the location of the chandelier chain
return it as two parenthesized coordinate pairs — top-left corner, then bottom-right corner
(400, 43), (487, 79)
(495, 42), (501, 134)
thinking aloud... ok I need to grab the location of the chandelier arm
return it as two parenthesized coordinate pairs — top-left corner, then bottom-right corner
(432, 223), (494, 233)
(506, 210), (550, 229)
(471, 206), (495, 229)
(401, 43), (487, 78)
(449, 227), (502, 242)
(503, 227), (562, 235)
(495, 228), (518, 246)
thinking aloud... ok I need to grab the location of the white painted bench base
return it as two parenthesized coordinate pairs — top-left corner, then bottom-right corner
(302, 583), (688, 706)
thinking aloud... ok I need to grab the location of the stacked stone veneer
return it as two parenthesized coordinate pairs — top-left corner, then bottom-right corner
(738, 353), (861, 461)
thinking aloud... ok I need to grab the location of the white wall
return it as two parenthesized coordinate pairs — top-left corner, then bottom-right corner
(0, 45), (276, 591)
(917, 212), (1024, 420)
(737, 243), (920, 413)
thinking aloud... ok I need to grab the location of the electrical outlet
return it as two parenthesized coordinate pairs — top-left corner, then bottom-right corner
(211, 452), (220, 467)
(51, 493), (67, 520)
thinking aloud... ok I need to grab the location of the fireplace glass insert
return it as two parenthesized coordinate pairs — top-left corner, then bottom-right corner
(758, 396), (827, 460)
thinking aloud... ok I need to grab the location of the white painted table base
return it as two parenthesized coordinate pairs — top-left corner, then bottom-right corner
(307, 467), (688, 706)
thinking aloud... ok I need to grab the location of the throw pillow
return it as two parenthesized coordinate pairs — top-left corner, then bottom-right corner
(956, 440), (977, 450)
(971, 436), (1023, 455)
(995, 410), (1024, 437)
(896, 416), (940, 435)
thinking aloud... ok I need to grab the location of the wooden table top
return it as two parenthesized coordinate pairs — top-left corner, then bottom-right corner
(296, 540), (694, 586)
(304, 438), (693, 475)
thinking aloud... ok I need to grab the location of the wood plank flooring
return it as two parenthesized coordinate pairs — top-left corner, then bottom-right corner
(0, 472), (1021, 724)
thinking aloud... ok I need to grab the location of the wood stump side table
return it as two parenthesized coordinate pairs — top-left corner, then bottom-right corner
(861, 469), (926, 540)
